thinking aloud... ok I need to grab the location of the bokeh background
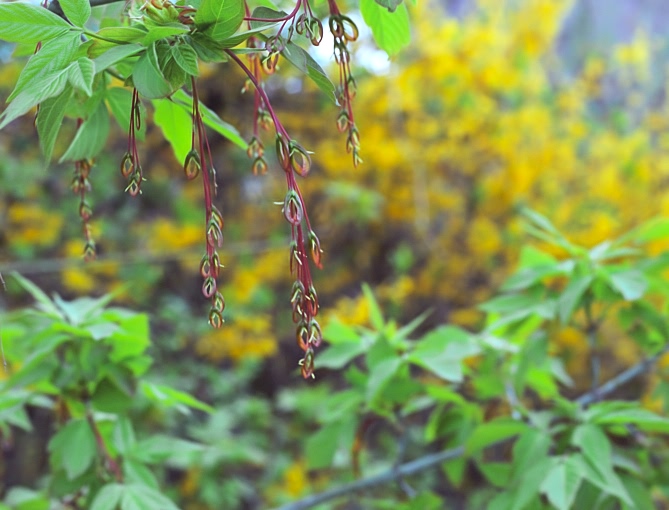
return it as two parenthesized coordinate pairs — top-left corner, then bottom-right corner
(2, 0), (669, 506)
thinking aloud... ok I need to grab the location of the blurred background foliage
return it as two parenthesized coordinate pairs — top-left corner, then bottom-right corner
(3, 0), (669, 507)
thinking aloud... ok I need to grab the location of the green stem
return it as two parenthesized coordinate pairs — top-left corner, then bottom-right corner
(83, 29), (129, 45)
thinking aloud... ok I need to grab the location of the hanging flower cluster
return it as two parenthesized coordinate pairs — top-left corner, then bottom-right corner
(4, 0), (363, 378)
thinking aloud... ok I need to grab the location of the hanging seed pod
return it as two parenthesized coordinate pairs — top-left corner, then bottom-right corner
(308, 230), (323, 269)
(340, 16), (359, 42)
(329, 16), (345, 38)
(200, 254), (211, 277)
(183, 149), (201, 180)
(79, 202), (93, 221)
(337, 110), (349, 133)
(309, 19), (324, 46)
(299, 348), (315, 379)
(283, 191), (303, 226)
(296, 321), (309, 351)
(208, 308), (223, 328)
(206, 222), (222, 248)
(125, 173), (141, 196)
(211, 252), (222, 278)
(289, 240), (300, 274)
(83, 241), (96, 262)
(120, 152), (134, 178)
(275, 134), (291, 169)
(289, 142), (312, 177)
(252, 157), (268, 175)
(202, 276), (217, 298)
(210, 206), (225, 230)
(212, 291), (226, 312)
(309, 319), (323, 348)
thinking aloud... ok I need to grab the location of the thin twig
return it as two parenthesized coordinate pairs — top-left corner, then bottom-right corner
(274, 346), (669, 510)
(583, 293), (601, 394)
(86, 406), (123, 482)
(575, 343), (669, 407)
(272, 446), (465, 510)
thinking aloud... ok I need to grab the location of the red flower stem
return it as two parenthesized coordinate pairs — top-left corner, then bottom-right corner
(225, 49), (290, 140)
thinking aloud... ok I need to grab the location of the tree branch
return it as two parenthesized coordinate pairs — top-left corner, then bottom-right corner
(272, 446), (464, 510)
(274, 346), (669, 510)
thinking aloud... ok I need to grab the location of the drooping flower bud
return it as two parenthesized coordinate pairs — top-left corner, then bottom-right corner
(183, 149), (201, 180)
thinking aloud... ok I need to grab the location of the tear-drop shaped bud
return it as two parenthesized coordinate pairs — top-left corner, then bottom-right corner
(120, 152), (134, 178)
(336, 111), (349, 133)
(83, 241), (96, 262)
(308, 231), (323, 269)
(259, 109), (273, 131)
(200, 254), (211, 278)
(347, 75), (357, 100)
(202, 276), (217, 298)
(283, 190), (303, 226)
(310, 19), (324, 46)
(252, 157), (267, 175)
(211, 251), (222, 278)
(184, 149), (201, 180)
(210, 206), (224, 230)
(208, 308), (224, 328)
(291, 280), (305, 305)
(207, 223), (222, 248)
(329, 16), (345, 38)
(299, 348), (315, 379)
(275, 135), (290, 169)
(262, 53), (279, 74)
(79, 202), (93, 221)
(213, 291), (226, 312)
(289, 240), (300, 274)
(289, 142), (312, 177)
(71, 177), (82, 194)
(341, 16), (359, 41)
(296, 321), (309, 350)
(247, 136), (262, 159)
(353, 150), (363, 167)
(306, 285), (319, 316)
(308, 319), (322, 348)
(295, 14), (307, 34)
(125, 173), (141, 197)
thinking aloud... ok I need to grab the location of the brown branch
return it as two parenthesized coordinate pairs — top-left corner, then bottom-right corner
(86, 406), (123, 482)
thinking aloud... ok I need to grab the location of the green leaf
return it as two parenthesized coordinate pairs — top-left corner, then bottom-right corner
(195, 0), (245, 42)
(540, 457), (583, 510)
(408, 326), (480, 382)
(37, 86), (73, 162)
(68, 57), (96, 96)
(120, 484), (179, 510)
(593, 407), (669, 433)
(153, 98), (193, 164)
(48, 419), (97, 479)
(511, 428), (551, 483)
(106, 87), (146, 141)
(281, 41), (336, 101)
(142, 24), (190, 46)
(171, 89), (247, 149)
(316, 342), (368, 369)
(0, 68), (71, 130)
(131, 44), (172, 99)
(11, 272), (62, 318)
(188, 33), (227, 62)
(305, 421), (343, 469)
(557, 275), (593, 324)
(90, 484), (124, 510)
(113, 417), (136, 455)
(360, 0), (411, 57)
(133, 435), (204, 464)
(8, 32), (80, 103)
(572, 424), (611, 472)
(608, 269), (647, 301)
(366, 357), (402, 403)
(140, 381), (214, 414)
(170, 43), (199, 76)
(465, 418), (528, 455)
(123, 459), (159, 489)
(59, 100), (110, 162)
(373, 0), (404, 11)
(361, 283), (384, 329)
(0, 3), (73, 43)
(59, 0), (91, 28)
(93, 44), (144, 72)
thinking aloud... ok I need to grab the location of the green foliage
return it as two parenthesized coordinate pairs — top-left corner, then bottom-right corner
(0, 273), (211, 509)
